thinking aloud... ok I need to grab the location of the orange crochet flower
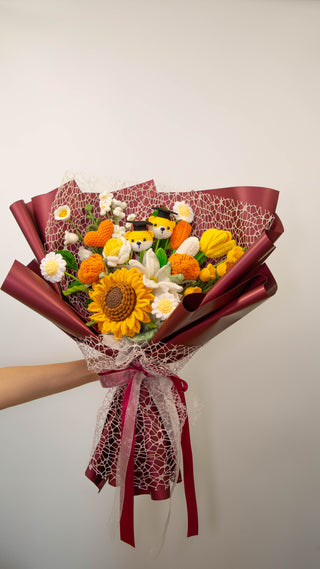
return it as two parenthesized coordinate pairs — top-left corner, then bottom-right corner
(84, 220), (114, 247)
(78, 254), (105, 284)
(169, 253), (200, 280)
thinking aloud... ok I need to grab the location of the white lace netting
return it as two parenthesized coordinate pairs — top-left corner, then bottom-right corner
(78, 336), (200, 494)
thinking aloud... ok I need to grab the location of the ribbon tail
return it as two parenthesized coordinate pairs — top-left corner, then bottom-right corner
(120, 432), (136, 547)
(180, 398), (199, 538)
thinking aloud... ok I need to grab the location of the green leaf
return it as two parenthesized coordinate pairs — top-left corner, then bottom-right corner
(126, 328), (158, 343)
(170, 272), (185, 285)
(155, 247), (168, 267)
(62, 284), (88, 296)
(146, 321), (158, 330)
(56, 250), (78, 270)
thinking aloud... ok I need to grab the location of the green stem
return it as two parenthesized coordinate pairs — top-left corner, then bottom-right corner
(64, 271), (78, 281)
(69, 220), (85, 243)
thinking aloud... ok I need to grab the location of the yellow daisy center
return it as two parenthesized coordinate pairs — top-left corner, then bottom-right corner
(178, 204), (190, 217)
(44, 259), (59, 276)
(58, 208), (69, 218)
(158, 298), (174, 314)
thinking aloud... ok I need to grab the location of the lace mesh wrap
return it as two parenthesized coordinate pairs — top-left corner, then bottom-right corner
(78, 336), (200, 496)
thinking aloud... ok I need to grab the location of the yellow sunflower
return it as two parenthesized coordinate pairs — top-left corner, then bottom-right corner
(88, 267), (154, 339)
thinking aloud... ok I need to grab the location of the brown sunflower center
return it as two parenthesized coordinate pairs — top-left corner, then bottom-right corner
(102, 283), (136, 321)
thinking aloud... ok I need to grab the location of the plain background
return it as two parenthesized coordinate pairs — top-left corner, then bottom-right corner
(0, 1), (319, 568)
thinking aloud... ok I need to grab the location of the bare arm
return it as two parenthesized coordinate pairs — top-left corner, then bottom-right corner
(0, 360), (99, 410)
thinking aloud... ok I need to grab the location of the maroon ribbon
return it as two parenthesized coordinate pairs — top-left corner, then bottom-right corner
(98, 361), (198, 547)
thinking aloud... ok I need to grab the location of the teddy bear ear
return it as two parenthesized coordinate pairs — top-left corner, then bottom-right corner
(125, 231), (131, 240)
(148, 230), (154, 240)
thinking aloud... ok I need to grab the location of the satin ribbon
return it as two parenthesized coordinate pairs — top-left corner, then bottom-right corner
(98, 360), (198, 547)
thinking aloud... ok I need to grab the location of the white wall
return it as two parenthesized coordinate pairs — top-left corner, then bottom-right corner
(0, 1), (319, 568)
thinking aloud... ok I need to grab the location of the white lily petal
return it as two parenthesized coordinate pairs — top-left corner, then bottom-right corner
(144, 248), (160, 275)
(143, 275), (157, 289)
(128, 259), (147, 275)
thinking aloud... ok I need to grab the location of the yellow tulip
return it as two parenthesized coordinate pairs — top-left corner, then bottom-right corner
(199, 228), (236, 258)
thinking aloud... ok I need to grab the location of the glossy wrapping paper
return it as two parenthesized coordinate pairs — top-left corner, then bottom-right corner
(1, 179), (283, 547)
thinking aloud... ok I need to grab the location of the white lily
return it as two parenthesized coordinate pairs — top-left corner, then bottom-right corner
(129, 248), (183, 295)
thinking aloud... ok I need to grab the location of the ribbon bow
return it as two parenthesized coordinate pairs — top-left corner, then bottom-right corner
(98, 360), (198, 547)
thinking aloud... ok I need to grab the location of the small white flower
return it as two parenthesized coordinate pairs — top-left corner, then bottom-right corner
(40, 252), (66, 283)
(126, 214), (136, 229)
(151, 292), (180, 320)
(99, 191), (113, 201)
(99, 192), (113, 215)
(113, 207), (126, 219)
(112, 198), (125, 209)
(100, 202), (111, 216)
(64, 231), (79, 247)
(112, 224), (126, 239)
(172, 201), (194, 223)
(54, 205), (71, 222)
(78, 246), (93, 262)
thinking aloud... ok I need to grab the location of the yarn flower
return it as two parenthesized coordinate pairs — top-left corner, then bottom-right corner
(64, 231), (79, 247)
(199, 264), (217, 282)
(172, 201), (194, 223)
(129, 248), (183, 295)
(103, 237), (131, 267)
(54, 205), (71, 222)
(151, 291), (180, 320)
(169, 253), (200, 280)
(78, 254), (105, 284)
(199, 228), (236, 259)
(40, 252), (67, 283)
(88, 268), (154, 339)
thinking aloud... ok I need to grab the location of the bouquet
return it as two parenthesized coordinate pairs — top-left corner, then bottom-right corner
(1, 177), (283, 547)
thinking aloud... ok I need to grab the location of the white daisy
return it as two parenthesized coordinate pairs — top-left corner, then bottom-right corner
(78, 246), (93, 262)
(151, 292), (180, 320)
(54, 205), (71, 222)
(129, 248), (183, 295)
(172, 201), (194, 223)
(40, 252), (66, 283)
(64, 231), (79, 247)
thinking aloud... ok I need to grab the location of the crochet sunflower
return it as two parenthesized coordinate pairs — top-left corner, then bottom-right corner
(88, 267), (154, 340)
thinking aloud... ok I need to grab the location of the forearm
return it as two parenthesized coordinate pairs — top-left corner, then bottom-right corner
(0, 360), (99, 410)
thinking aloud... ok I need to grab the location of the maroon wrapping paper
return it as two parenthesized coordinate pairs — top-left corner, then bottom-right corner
(1, 260), (96, 340)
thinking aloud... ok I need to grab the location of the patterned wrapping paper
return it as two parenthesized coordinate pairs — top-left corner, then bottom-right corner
(1, 178), (283, 547)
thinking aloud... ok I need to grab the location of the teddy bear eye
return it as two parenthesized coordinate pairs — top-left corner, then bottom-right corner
(154, 222), (158, 226)
(131, 238), (134, 242)
(167, 226), (170, 230)
(143, 238), (146, 241)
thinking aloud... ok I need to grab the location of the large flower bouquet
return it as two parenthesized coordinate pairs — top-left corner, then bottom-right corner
(1, 177), (283, 546)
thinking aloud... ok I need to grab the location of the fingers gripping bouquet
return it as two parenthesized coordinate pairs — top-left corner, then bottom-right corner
(1, 177), (283, 547)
